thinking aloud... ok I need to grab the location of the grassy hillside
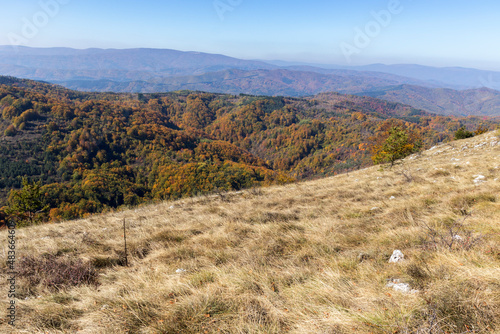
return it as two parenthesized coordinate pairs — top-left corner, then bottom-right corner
(1, 132), (499, 333)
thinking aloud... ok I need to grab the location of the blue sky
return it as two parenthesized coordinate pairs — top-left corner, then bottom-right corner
(1, 0), (500, 70)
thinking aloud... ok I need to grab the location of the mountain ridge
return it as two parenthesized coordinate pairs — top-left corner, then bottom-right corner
(1, 46), (500, 116)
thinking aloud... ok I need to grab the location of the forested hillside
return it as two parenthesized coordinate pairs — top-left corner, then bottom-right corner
(0, 76), (496, 221)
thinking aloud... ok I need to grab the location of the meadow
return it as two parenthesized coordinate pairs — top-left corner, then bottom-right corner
(0, 132), (499, 333)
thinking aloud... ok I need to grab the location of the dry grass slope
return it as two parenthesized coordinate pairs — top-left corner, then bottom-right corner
(1, 132), (499, 333)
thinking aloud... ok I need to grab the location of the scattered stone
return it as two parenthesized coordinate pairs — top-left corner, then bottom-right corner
(386, 279), (418, 293)
(388, 250), (404, 263)
(169, 205), (175, 209)
(453, 234), (463, 241)
(175, 268), (187, 273)
(389, 196), (396, 200)
(473, 175), (486, 184)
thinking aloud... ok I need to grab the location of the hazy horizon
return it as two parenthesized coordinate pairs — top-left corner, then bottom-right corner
(2, 44), (500, 74)
(1, 1), (499, 71)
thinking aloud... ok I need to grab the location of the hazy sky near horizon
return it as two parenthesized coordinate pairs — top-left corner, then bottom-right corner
(1, 0), (499, 71)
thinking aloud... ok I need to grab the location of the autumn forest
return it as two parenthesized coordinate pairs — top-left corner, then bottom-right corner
(0, 76), (497, 223)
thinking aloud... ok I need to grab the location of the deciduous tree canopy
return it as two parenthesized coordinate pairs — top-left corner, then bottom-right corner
(0, 77), (497, 222)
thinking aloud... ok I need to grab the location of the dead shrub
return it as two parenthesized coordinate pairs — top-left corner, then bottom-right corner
(18, 254), (99, 292)
(420, 216), (483, 251)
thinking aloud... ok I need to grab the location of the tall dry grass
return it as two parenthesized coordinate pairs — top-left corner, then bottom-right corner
(0, 132), (499, 333)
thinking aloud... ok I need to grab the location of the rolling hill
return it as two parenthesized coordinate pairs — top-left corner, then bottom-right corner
(352, 63), (500, 91)
(0, 46), (276, 79)
(55, 68), (426, 97)
(0, 131), (498, 333)
(356, 85), (500, 117)
(266, 61), (500, 91)
(2, 47), (500, 116)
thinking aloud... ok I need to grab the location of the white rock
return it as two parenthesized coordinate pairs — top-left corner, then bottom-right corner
(386, 279), (418, 294)
(370, 207), (380, 211)
(474, 175), (486, 184)
(387, 282), (410, 293)
(388, 250), (404, 263)
(169, 205), (175, 209)
(453, 235), (463, 241)
(175, 268), (186, 273)
(389, 196), (396, 200)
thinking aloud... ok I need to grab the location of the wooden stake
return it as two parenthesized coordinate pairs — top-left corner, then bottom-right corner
(123, 219), (128, 267)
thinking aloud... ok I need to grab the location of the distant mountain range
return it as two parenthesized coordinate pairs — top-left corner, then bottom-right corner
(1, 46), (500, 116)
(267, 60), (500, 91)
(355, 85), (500, 117)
